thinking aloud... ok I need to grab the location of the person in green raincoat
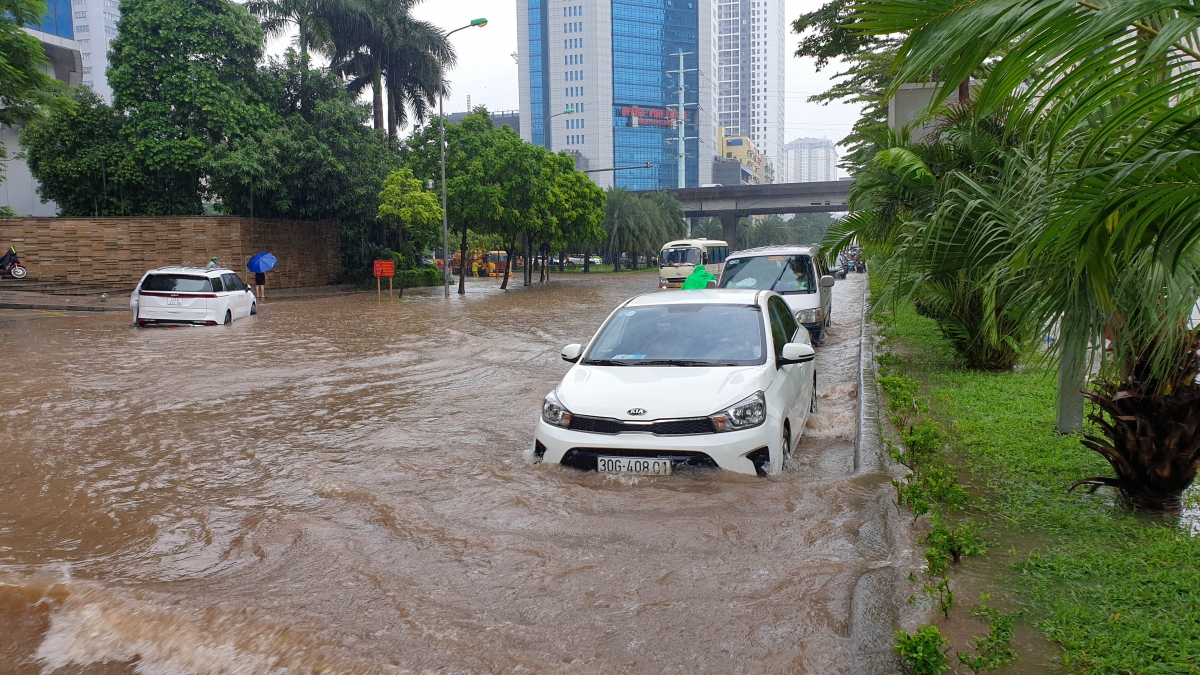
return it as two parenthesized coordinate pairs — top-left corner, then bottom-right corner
(680, 264), (716, 289)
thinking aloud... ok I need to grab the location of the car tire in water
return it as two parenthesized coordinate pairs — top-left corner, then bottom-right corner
(250, 303), (257, 316)
(223, 310), (232, 325)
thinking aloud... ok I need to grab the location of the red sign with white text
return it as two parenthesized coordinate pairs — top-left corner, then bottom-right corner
(374, 260), (395, 277)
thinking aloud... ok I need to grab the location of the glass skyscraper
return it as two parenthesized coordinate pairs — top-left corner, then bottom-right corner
(26, 0), (74, 39)
(518, 0), (716, 190)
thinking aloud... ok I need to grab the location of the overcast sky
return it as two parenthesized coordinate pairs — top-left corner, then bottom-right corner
(266, 0), (858, 176)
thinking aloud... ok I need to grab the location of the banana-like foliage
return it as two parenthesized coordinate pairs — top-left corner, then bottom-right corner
(853, 0), (1200, 507)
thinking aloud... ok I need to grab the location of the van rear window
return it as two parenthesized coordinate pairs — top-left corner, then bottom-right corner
(142, 274), (212, 292)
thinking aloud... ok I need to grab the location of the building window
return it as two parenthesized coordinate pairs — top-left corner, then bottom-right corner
(78, 39), (89, 45)
(74, 11), (86, 18)
(103, 11), (118, 22)
(82, 66), (91, 73)
(76, 24), (89, 32)
(82, 52), (91, 60)
(104, 25), (116, 35)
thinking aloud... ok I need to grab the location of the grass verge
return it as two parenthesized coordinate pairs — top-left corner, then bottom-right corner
(880, 303), (1200, 674)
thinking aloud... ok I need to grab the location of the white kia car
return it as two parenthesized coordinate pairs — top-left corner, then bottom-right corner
(717, 246), (835, 345)
(533, 289), (817, 476)
(130, 267), (257, 327)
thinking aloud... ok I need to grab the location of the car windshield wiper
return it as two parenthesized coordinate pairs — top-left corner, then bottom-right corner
(583, 359), (629, 366)
(629, 359), (738, 367)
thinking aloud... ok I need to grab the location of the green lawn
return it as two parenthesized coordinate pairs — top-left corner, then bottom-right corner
(882, 305), (1200, 674)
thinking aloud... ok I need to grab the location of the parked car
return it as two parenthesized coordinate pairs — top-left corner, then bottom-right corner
(717, 245), (835, 345)
(130, 266), (257, 327)
(533, 289), (817, 476)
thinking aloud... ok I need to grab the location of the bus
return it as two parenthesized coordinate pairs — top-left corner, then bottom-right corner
(658, 238), (731, 289)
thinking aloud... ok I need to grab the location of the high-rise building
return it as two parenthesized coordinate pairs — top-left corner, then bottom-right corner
(71, 0), (122, 101)
(715, 0), (784, 177)
(783, 137), (838, 183)
(2, 1), (84, 216)
(517, 0), (717, 189)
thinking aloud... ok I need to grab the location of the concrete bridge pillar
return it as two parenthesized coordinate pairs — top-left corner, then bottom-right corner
(719, 212), (739, 249)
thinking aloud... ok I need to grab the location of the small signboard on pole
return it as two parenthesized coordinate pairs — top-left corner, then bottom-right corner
(374, 260), (395, 301)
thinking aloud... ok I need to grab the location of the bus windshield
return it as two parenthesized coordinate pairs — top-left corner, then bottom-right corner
(661, 247), (701, 267)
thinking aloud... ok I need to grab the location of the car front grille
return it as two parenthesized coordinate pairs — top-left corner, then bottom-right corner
(561, 448), (718, 471)
(568, 415), (715, 436)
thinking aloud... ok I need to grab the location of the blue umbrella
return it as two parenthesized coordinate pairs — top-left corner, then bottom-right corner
(247, 252), (277, 274)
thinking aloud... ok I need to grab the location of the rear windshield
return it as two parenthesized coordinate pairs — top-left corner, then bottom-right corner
(583, 304), (766, 366)
(141, 274), (212, 292)
(719, 255), (816, 294)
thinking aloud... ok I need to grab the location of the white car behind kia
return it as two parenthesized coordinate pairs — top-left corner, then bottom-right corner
(130, 267), (257, 327)
(533, 289), (817, 476)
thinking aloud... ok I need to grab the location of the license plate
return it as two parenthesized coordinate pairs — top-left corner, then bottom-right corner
(597, 457), (673, 475)
(167, 297), (182, 306)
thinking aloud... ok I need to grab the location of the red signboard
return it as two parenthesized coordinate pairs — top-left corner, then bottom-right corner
(374, 260), (395, 277)
(620, 105), (688, 128)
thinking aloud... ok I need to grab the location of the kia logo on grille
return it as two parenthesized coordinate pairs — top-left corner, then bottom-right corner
(627, 408), (647, 416)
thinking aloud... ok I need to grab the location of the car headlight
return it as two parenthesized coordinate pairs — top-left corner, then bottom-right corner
(796, 308), (823, 324)
(542, 391), (573, 428)
(710, 391), (766, 431)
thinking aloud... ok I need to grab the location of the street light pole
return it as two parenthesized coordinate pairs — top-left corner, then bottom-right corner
(439, 17), (488, 299)
(546, 106), (575, 151)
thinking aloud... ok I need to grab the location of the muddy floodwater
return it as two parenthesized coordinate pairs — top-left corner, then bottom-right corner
(0, 271), (903, 674)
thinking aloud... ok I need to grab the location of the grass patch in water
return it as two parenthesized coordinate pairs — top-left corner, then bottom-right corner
(883, 304), (1200, 674)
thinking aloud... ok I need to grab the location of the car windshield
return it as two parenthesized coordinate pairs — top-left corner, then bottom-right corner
(583, 304), (766, 366)
(141, 274), (212, 292)
(660, 247), (701, 267)
(719, 255), (816, 294)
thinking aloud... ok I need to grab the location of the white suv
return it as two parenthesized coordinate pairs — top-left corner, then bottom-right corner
(130, 267), (257, 327)
(717, 245), (835, 345)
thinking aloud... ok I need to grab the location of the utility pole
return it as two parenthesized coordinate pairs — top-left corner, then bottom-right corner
(666, 50), (697, 189)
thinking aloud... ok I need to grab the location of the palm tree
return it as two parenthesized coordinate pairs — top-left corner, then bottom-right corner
(323, 0), (453, 135)
(854, 0), (1200, 509)
(245, 0), (331, 114)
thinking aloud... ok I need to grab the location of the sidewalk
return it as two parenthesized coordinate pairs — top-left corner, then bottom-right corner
(0, 281), (361, 312)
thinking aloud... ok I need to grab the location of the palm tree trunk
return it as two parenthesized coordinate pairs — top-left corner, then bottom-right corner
(373, 58), (384, 131)
(387, 84), (398, 139)
(458, 221), (468, 295)
(299, 25), (309, 117)
(583, 249), (591, 273)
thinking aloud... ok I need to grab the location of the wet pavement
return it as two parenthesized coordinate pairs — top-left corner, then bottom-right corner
(0, 270), (902, 674)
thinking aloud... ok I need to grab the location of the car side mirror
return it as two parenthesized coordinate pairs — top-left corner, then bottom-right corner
(778, 342), (816, 365)
(561, 344), (584, 363)
(820, 275), (836, 288)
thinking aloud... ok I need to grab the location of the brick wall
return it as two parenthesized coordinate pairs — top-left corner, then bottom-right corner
(0, 217), (340, 288)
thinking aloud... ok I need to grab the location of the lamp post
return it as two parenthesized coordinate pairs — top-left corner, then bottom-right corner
(439, 17), (488, 298)
(545, 106), (575, 151)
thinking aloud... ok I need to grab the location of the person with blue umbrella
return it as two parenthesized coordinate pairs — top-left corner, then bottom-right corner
(247, 252), (277, 300)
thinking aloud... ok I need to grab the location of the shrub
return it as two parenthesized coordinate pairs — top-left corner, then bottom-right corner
(895, 624), (950, 674)
(957, 595), (1017, 673)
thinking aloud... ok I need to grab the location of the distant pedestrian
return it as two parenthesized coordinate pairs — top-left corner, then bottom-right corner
(255, 270), (266, 299)
(206, 256), (220, 269)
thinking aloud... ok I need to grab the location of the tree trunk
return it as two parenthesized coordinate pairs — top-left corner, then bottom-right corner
(583, 249), (591, 273)
(558, 252), (565, 273)
(539, 249), (547, 283)
(614, 252), (621, 273)
(372, 59), (384, 131)
(396, 224), (408, 298)
(524, 239), (533, 287)
(630, 251), (638, 271)
(500, 246), (513, 290)
(299, 28), (309, 118)
(1057, 330), (1086, 434)
(458, 220), (468, 295)
(387, 85), (398, 139)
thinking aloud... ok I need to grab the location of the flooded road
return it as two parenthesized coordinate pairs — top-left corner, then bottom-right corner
(0, 271), (898, 674)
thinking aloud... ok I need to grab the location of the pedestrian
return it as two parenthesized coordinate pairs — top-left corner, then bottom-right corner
(206, 256), (220, 269)
(255, 270), (266, 299)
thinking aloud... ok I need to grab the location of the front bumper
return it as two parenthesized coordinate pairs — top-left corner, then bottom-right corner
(532, 416), (784, 476)
(659, 277), (687, 289)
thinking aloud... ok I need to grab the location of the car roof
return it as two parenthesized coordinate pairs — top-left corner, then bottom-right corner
(145, 266), (229, 276)
(624, 289), (764, 307)
(728, 244), (819, 257)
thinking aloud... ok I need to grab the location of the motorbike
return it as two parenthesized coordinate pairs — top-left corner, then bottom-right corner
(1, 246), (28, 279)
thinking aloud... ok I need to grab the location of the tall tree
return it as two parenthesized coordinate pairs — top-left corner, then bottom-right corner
(107, 0), (268, 214)
(245, 0), (331, 116)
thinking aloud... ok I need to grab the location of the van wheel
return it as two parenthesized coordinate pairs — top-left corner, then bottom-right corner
(223, 310), (232, 325)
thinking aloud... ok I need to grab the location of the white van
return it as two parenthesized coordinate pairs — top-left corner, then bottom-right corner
(717, 245), (835, 345)
(130, 267), (257, 327)
(658, 238), (731, 288)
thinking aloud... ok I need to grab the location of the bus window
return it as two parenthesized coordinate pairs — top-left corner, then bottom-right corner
(708, 246), (729, 264)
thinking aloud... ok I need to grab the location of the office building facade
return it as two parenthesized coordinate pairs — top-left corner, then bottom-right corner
(782, 137), (838, 183)
(517, 0), (717, 189)
(715, 0), (783, 177)
(3, 1), (85, 216)
(70, 0), (121, 101)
